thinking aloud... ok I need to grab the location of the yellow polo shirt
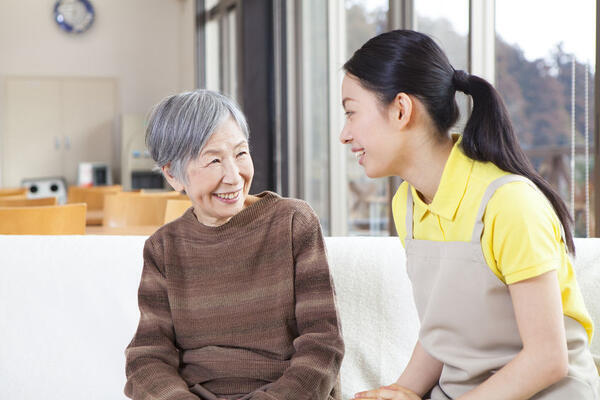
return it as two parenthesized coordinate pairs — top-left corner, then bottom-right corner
(392, 136), (593, 341)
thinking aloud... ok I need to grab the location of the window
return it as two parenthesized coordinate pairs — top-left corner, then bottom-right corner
(296, 0), (331, 233)
(414, 0), (470, 131)
(203, 0), (241, 103)
(344, 0), (390, 236)
(495, 0), (596, 237)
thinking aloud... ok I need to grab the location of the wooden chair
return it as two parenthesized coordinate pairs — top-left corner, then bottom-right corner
(103, 193), (186, 228)
(0, 203), (87, 235)
(67, 185), (122, 210)
(164, 199), (193, 224)
(68, 185), (122, 225)
(140, 189), (183, 197)
(0, 194), (28, 201)
(0, 197), (57, 207)
(0, 187), (26, 197)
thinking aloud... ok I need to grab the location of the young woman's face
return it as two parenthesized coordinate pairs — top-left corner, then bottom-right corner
(339, 74), (401, 178)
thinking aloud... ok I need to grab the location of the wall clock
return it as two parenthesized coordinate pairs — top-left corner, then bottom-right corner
(54, 0), (95, 34)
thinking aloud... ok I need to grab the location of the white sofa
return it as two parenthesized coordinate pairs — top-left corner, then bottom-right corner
(1, 235), (599, 400)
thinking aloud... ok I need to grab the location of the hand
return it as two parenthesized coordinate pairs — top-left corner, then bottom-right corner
(352, 383), (421, 400)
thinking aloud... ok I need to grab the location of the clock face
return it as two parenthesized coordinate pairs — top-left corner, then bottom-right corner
(54, 0), (95, 34)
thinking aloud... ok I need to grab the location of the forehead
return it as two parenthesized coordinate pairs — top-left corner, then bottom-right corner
(342, 74), (378, 104)
(202, 117), (247, 150)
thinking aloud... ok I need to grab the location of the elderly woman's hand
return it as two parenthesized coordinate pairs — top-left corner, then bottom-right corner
(352, 383), (421, 400)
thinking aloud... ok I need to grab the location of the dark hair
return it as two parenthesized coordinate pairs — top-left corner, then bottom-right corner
(344, 29), (575, 254)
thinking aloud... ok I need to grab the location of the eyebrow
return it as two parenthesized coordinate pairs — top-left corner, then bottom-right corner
(201, 140), (248, 157)
(342, 97), (355, 108)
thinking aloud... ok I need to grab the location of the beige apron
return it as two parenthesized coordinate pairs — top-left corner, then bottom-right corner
(405, 174), (599, 399)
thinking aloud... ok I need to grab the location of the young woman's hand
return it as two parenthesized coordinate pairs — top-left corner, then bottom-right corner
(352, 383), (421, 400)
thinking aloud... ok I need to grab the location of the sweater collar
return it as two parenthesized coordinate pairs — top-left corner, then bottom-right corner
(182, 191), (281, 233)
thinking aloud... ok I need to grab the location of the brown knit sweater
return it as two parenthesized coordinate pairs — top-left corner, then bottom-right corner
(125, 191), (344, 400)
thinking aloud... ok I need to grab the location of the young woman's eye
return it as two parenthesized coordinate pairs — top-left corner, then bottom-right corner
(345, 111), (354, 117)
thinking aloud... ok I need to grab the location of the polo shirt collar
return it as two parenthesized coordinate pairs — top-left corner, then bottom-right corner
(410, 135), (474, 222)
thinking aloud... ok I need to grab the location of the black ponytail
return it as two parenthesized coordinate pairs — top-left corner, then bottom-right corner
(344, 29), (575, 254)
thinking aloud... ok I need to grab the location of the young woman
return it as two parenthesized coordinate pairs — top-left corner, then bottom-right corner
(340, 30), (598, 400)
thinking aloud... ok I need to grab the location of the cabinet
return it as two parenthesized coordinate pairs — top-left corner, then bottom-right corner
(3, 77), (117, 187)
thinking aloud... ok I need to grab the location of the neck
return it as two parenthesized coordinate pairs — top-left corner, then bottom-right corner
(398, 132), (454, 204)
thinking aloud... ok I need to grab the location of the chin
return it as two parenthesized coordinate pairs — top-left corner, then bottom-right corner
(364, 167), (384, 179)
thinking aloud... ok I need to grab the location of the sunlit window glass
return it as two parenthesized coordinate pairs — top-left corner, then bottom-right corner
(414, 0), (470, 131)
(344, 0), (389, 236)
(301, 0), (330, 233)
(496, 0), (596, 237)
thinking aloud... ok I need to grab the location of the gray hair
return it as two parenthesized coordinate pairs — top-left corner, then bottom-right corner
(145, 89), (249, 183)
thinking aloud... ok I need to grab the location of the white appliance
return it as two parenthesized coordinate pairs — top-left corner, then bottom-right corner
(21, 176), (68, 204)
(77, 162), (112, 186)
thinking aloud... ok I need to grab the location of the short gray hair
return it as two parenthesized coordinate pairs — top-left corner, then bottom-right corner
(145, 89), (249, 183)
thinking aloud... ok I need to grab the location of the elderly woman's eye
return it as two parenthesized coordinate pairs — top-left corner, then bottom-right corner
(210, 159), (220, 164)
(237, 151), (248, 157)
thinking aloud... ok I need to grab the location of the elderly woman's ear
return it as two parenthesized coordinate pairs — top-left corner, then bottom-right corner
(162, 164), (185, 193)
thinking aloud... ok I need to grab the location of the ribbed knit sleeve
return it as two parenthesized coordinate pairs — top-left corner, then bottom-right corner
(253, 205), (344, 400)
(124, 239), (199, 400)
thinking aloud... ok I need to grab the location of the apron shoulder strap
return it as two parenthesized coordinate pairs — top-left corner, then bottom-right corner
(469, 174), (567, 243)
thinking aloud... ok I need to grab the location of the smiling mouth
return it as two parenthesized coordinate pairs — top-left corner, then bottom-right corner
(354, 150), (365, 159)
(213, 190), (241, 200)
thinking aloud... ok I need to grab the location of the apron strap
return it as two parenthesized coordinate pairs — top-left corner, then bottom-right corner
(470, 175), (567, 244)
(405, 186), (414, 240)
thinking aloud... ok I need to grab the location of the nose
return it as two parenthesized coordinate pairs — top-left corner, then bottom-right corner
(222, 158), (241, 185)
(339, 125), (352, 145)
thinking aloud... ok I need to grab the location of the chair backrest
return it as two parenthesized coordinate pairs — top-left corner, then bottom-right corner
(0, 203), (87, 235)
(0, 187), (26, 197)
(139, 190), (185, 197)
(0, 194), (28, 201)
(164, 199), (193, 224)
(103, 193), (186, 228)
(0, 197), (57, 207)
(67, 185), (122, 211)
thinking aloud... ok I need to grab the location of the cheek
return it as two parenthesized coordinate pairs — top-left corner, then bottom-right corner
(186, 170), (218, 196)
(241, 158), (254, 179)
(354, 114), (384, 137)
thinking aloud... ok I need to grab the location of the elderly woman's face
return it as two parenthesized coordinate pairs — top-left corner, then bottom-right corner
(170, 117), (254, 226)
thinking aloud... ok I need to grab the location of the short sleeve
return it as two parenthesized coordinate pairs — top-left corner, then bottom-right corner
(482, 182), (565, 285)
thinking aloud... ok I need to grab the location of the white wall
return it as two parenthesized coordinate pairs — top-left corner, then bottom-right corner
(0, 0), (196, 185)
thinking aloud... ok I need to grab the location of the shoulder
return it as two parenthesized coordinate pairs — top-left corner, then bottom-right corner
(482, 179), (564, 283)
(267, 196), (324, 246)
(150, 207), (194, 239)
(250, 192), (322, 236)
(144, 208), (197, 260)
(275, 195), (320, 224)
(486, 181), (559, 230)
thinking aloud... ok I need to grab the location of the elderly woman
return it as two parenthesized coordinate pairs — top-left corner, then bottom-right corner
(124, 89), (344, 400)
